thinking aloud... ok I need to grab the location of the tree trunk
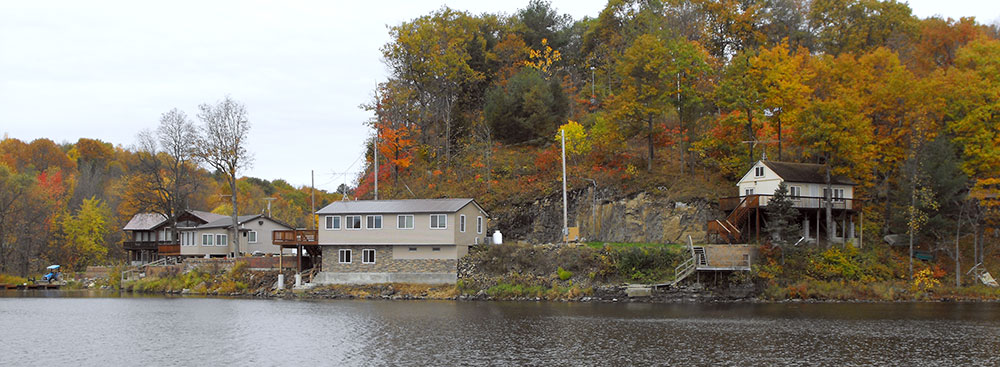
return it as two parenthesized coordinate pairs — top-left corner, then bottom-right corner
(825, 166), (834, 247)
(647, 116), (654, 172)
(954, 201), (963, 287)
(230, 176), (239, 257)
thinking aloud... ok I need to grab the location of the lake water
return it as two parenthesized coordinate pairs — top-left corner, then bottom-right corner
(2, 290), (999, 366)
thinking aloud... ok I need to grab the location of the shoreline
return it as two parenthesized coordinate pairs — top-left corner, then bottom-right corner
(37, 282), (997, 304)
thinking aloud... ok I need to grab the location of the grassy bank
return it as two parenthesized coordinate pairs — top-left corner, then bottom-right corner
(755, 243), (1000, 301)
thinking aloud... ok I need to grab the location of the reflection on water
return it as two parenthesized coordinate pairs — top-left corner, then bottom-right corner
(1, 290), (999, 366)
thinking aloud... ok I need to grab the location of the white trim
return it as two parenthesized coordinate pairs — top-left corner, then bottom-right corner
(366, 215), (383, 229)
(338, 249), (352, 264)
(397, 215), (414, 230)
(247, 231), (258, 244)
(430, 214), (447, 229)
(362, 249), (376, 264)
(216, 234), (228, 247)
(345, 215), (362, 230)
(476, 216), (483, 234)
(325, 216), (341, 230)
(201, 234), (213, 246)
(460, 215), (466, 232)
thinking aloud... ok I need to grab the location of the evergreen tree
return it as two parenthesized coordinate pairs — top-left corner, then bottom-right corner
(766, 183), (801, 245)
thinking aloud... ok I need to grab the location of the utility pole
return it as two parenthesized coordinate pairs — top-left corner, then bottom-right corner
(311, 170), (315, 230)
(562, 129), (568, 246)
(374, 130), (379, 200)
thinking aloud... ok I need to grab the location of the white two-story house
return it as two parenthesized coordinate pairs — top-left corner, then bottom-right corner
(709, 160), (861, 245)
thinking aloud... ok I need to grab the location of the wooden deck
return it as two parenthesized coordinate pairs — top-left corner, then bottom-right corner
(273, 229), (318, 245)
(720, 195), (862, 212)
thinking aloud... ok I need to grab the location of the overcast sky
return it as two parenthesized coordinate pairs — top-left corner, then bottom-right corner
(1, 1), (996, 192)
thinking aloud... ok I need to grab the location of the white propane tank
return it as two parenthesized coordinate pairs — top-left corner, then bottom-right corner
(493, 230), (503, 245)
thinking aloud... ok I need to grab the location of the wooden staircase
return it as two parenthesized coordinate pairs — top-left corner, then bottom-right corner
(707, 195), (759, 243)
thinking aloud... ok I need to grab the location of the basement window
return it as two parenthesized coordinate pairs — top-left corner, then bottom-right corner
(339, 249), (352, 264)
(432, 247), (441, 252)
(362, 249), (376, 264)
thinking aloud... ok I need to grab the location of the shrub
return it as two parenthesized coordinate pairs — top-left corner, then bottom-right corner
(557, 267), (573, 281)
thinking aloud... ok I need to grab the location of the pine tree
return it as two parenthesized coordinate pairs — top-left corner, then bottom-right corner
(766, 183), (801, 246)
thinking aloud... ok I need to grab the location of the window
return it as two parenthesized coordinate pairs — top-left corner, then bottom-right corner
(326, 216), (341, 230)
(397, 215), (414, 229)
(790, 186), (801, 199)
(745, 188), (754, 196)
(202, 234), (213, 246)
(754, 166), (765, 177)
(362, 249), (376, 264)
(366, 215), (382, 229)
(345, 215), (362, 230)
(432, 247), (441, 252)
(248, 231), (257, 243)
(823, 188), (845, 202)
(216, 234), (228, 247)
(477, 216), (483, 234)
(430, 214), (447, 229)
(408, 247), (417, 252)
(460, 215), (466, 232)
(338, 249), (352, 264)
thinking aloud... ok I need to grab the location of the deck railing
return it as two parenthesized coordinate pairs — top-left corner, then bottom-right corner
(720, 195), (862, 212)
(272, 229), (318, 245)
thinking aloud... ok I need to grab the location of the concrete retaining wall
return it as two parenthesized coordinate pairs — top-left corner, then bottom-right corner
(313, 271), (457, 285)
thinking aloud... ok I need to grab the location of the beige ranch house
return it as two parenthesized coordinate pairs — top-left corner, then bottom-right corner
(312, 198), (488, 285)
(123, 209), (294, 261)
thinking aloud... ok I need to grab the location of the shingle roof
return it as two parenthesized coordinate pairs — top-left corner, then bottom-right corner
(187, 210), (227, 223)
(199, 214), (263, 229)
(316, 198), (479, 215)
(762, 161), (856, 185)
(123, 213), (168, 231)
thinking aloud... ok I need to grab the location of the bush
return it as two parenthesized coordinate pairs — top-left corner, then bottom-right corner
(557, 267), (573, 281)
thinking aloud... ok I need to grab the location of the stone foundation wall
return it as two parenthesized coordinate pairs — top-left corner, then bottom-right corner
(320, 245), (457, 274)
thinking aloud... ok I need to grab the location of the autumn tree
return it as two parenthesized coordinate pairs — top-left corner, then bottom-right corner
(197, 97), (252, 256)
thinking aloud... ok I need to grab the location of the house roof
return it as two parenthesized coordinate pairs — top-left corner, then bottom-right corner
(761, 161), (856, 185)
(316, 198), (483, 215)
(200, 214), (264, 229)
(187, 210), (227, 223)
(123, 213), (168, 231)
(196, 214), (295, 230)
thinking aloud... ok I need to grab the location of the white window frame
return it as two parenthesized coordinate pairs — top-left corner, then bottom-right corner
(477, 216), (483, 234)
(397, 215), (414, 230)
(790, 186), (801, 200)
(345, 215), (362, 230)
(326, 216), (341, 230)
(202, 234), (213, 246)
(408, 247), (417, 252)
(216, 234), (228, 247)
(430, 214), (447, 229)
(366, 215), (382, 229)
(248, 231), (257, 244)
(432, 247), (441, 252)
(745, 188), (754, 196)
(338, 249), (352, 264)
(754, 166), (765, 177)
(460, 215), (466, 232)
(362, 249), (376, 264)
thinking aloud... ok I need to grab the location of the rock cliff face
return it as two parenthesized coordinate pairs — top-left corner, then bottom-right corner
(491, 189), (719, 244)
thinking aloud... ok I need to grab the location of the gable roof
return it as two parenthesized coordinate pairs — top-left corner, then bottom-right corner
(123, 213), (168, 231)
(316, 198), (483, 215)
(200, 214), (264, 229)
(187, 210), (227, 223)
(761, 160), (855, 185)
